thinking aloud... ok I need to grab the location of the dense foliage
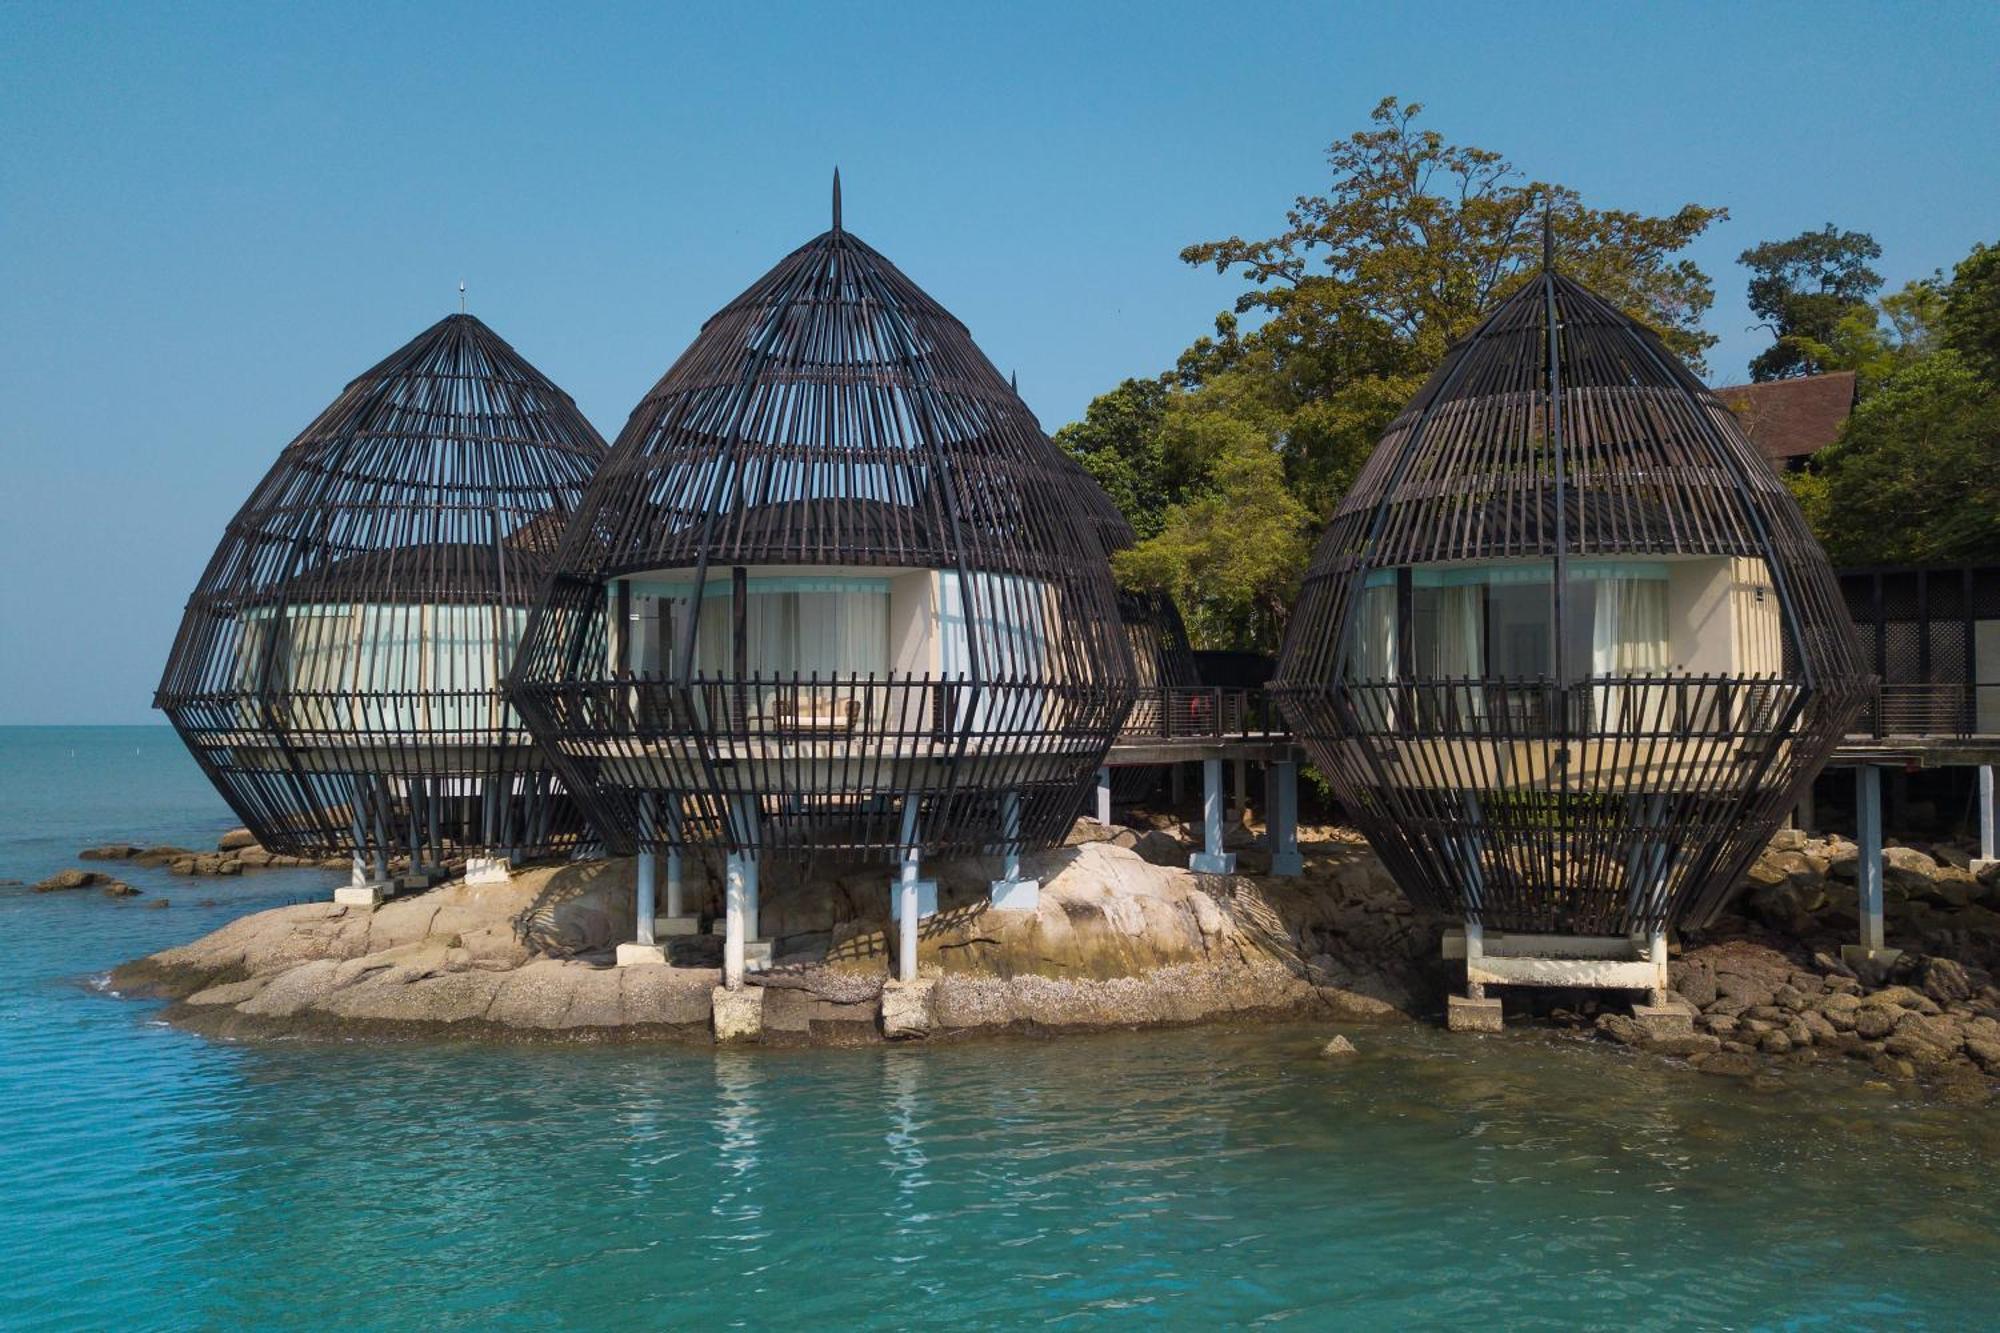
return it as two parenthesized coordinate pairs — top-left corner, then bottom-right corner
(1784, 240), (2000, 566)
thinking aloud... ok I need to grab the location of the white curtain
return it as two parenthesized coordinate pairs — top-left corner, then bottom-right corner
(695, 585), (890, 678)
(359, 605), (426, 733)
(1350, 584), (1398, 730)
(285, 608), (353, 693)
(1592, 578), (1668, 732)
(939, 572), (1051, 733)
(1433, 585), (1486, 722)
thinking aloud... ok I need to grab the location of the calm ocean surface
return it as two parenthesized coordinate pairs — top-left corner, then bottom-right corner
(2, 726), (1998, 1329)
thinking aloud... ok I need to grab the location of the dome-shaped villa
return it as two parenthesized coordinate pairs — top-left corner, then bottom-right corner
(508, 182), (1137, 983)
(156, 314), (609, 898)
(1271, 245), (1872, 1027)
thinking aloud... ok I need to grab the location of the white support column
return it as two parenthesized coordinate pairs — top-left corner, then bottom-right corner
(1267, 759), (1302, 876)
(664, 797), (686, 920)
(1844, 763), (1899, 966)
(723, 848), (749, 990)
(890, 796), (932, 983)
(1976, 764), (1997, 871)
(635, 793), (658, 946)
(1096, 767), (1113, 826)
(617, 793), (669, 966)
(989, 789), (1040, 911)
(1189, 757), (1237, 874)
(1232, 758), (1248, 825)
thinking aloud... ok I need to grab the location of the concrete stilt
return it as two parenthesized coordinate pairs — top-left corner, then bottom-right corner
(1232, 758), (1248, 825)
(723, 847), (750, 990)
(335, 792), (392, 906)
(634, 794), (658, 946)
(651, 797), (697, 937)
(1096, 767), (1113, 826)
(1446, 920), (1504, 1031)
(1189, 757), (1237, 875)
(891, 797), (933, 982)
(989, 790), (1040, 911)
(1266, 759), (1302, 876)
(619, 792), (667, 966)
(1844, 763), (1901, 968)
(1976, 764), (1997, 874)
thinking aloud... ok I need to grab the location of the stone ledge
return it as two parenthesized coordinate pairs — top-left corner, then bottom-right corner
(615, 943), (667, 968)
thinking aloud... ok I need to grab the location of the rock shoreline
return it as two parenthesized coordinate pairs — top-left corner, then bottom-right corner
(105, 817), (2000, 1099)
(110, 827), (1421, 1047)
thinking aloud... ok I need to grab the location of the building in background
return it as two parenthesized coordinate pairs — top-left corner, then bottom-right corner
(1713, 370), (1857, 472)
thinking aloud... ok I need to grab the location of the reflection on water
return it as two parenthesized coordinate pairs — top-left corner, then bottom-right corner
(13, 1000), (2000, 1329)
(3, 731), (1999, 1328)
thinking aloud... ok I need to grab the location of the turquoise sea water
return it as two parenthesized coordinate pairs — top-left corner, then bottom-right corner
(3, 726), (1999, 1329)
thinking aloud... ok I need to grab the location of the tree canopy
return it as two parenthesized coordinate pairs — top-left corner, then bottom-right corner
(1740, 224), (1885, 381)
(1779, 237), (2000, 567)
(1059, 97), (1726, 651)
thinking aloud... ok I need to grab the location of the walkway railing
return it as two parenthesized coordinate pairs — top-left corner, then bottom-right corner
(1113, 682), (1998, 747)
(1860, 683), (1989, 739)
(1116, 686), (1288, 742)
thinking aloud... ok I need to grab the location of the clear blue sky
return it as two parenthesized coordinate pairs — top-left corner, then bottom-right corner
(3, 1), (1995, 723)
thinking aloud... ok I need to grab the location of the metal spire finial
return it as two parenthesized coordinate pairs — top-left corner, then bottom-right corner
(832, 168), (842, 233)
(459, 281), (467, 314)
(1541, 204), (1554, 272)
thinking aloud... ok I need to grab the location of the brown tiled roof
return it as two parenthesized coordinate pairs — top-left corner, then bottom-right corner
(1712, 371), (1857, 463)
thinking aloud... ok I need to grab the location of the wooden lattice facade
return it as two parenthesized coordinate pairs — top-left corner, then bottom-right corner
(156, 315), (608, 864)
(507, 193), (1137, 864)
(1272, 262), (1872, 936)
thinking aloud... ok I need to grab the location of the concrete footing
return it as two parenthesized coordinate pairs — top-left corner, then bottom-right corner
(1189, 852), (1237, 875)
(615, 943), (667, 968)
(464, 856), (513, 886)
(988, 877), (1041, 912)
(881, 977), (937, 1039)
(1631, 1004), (1693, 1040)
(333, 880), (394, 907)
(711, 985), (764, 1042)
(1446, 995), (1504, 1032)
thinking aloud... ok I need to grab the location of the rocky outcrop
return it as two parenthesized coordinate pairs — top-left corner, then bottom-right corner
(34, 868), (137, 896)
(79, 830), (346, 876)
(114, 830), (1423, 1044)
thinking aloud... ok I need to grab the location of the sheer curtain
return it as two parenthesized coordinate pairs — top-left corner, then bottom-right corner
(1349, 584), (1398, 729)
(1432, 585), (1486, 723)
(1592, 578), (1668, 731)
(939, 571), (1050, 732)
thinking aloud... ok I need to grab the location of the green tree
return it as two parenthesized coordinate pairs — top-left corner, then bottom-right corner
(1065, 97), (1725, 653)
(1940, 240), (2000, 381)
(1787, 275), (1943, 398)
(1740, 224), (1883, 381)
(1808, 350), (2000, 565)
(1111, 407), (1312, 650)
(1049, 378), (1176, 540)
